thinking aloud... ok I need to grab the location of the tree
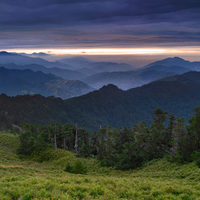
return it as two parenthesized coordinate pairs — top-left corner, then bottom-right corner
(77, 125), (92, 157)
(132, 121), (149, 161)
(103, 126), (117, 166)
(62, 123), (76, 151)
(96, 127), (107, 160)
(74, 123), (78, 154)
(185, 105), (200, 162)
(17, 129), (49, 156)
(147, 108), (168, 159)
(187, 105), (200, 151)
(170, 118), (188, 162)
(166, 113), (175, 148)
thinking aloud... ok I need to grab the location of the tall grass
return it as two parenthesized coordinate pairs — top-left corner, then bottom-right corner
(1, 132), (200, 199)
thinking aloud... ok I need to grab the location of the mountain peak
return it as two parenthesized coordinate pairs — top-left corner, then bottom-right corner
(101, 83), (120, 89)
(173, 56), (184, 60)
(143, 56), (193, 70)
(99, 84), (122, 93)
(0, 51), (15, 56)
(166, 57), (185, 61)
(158, 57), (186, 63)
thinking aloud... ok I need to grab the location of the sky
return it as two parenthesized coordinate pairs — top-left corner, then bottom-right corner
(1, 0), (200, 67)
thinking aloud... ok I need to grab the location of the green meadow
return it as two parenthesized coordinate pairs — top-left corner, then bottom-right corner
(1, 132), (200, 200)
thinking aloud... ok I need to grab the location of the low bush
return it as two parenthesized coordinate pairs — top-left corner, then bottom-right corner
(64, 161), (87, 174)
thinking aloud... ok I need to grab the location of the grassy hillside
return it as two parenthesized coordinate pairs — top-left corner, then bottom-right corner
(1, 132), (200, 199)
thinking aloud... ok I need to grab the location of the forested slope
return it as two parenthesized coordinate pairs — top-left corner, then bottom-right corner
(1, 71), (200, 131)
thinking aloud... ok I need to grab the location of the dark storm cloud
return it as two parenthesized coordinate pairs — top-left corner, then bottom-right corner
(0, 0), (200, 48)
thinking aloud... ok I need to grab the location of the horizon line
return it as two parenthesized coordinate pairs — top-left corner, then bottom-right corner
(1, 47), (200, 56)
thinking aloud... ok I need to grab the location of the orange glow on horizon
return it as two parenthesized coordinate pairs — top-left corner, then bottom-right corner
(3, 47), (200, 56)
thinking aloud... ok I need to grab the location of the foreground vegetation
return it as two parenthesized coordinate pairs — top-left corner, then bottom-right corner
(16, 105), (200, 171)
(1, 132), (200, 199)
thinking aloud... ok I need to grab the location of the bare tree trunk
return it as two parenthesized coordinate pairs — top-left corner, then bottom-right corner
(54, 125), (58, 150)
(74, 123), (78, 154)
(63, 136), (66, 150)
(54, 133), (57, 150)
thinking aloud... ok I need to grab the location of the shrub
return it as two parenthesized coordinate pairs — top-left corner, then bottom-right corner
(74, 161), (87, 174)
(64, 163), (74, 173)
(64, 161), (87, 174)
(191, 151), (200, 167)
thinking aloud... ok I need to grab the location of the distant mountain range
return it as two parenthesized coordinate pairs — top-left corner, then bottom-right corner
(0, 51), (72, 69)
(141, 65), (191, 74)
(58, 56), (93, 69)
(64, 71), (200, 129)
(0, 67), (93, 99)
(82, 57), (200, 89)
(1, 63), (86, 80)
(0, 52), (135, 84)
(82, 70), (175, 90)
(1, 51), (200, 97)
(59, 56), (135, 72)
(1, 71), (200, 131)
(143, 57), (200, 71)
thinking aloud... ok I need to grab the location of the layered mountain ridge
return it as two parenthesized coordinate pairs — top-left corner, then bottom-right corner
(0, 67), (94, 99)
(1, 70), (200, 131)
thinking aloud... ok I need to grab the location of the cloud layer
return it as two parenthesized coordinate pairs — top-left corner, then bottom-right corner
(1, 0), (200, 49)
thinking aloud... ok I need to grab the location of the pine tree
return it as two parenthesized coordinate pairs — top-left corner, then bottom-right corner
(148, 108), (168, 159)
